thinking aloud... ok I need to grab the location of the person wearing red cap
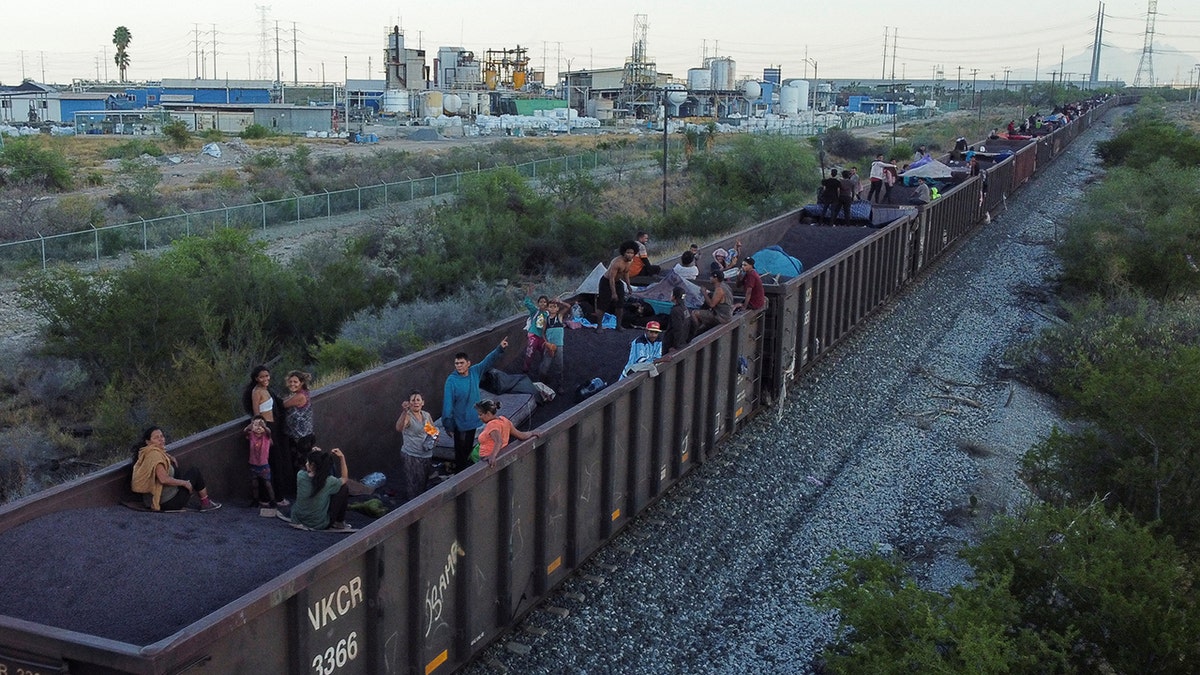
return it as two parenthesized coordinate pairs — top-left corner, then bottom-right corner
(620, 320), (665, 379)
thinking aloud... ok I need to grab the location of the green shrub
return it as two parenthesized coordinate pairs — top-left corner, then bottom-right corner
(42, 194), (105, 234)
(0, 137), (73, 190)
(162, 119), (191, 149)
(1014, 292), (1200, 546)
(101, 139), (163, 160)
(1057, 159), (1200, 299)
(200, 128), (224, 142)
(313, 338), (379, 373)
(821, 504), (1200, 673)
(241, 124), (271, 140)
(1095, 104), (1200, 169)
(109, 158), (162, 218)
(195, 169), (242, 192)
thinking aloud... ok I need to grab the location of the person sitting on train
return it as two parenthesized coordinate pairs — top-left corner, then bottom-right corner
(910, 179), (932, 206)
(710, 242), (741, 280)
(131, 426), (221, 512)
(621, 321), (666, 378)
(627, 231), (661, 279)
(734, 257), (766, 312)
(284, 447), (353, 532)
(693, 270), (734, 333)
(662, 287), (692, 357)
(672, 251), (700, 281)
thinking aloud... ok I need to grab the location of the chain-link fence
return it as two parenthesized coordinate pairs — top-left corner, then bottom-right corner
(0, 151), (611, 273)
(0, 115), (936, 273)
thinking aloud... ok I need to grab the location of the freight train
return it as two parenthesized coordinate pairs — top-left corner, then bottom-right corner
(0, 96), (1131, 675)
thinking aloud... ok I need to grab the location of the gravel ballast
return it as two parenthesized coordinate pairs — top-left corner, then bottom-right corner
(461, 111), (1124, 674)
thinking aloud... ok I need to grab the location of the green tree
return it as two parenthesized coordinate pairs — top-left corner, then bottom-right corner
(112, 26), (132, 83)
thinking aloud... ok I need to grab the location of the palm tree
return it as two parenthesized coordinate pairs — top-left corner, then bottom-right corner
(112, 26), (132, 83)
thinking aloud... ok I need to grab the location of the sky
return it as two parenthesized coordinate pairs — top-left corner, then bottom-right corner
(4, 1), (1200, 88)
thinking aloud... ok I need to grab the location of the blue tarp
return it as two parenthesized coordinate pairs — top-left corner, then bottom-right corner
(750, 245), (803, 278)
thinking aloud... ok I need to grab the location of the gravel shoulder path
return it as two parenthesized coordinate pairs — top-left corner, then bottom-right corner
(461, 111), (1124, 674)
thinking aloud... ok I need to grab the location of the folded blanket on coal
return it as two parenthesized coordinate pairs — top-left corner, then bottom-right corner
(801, 200), (872, 222)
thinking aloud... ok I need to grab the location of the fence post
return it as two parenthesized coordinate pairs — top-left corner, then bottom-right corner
(186, 211), (191, 237)
(260, 200), (267, 230)
(92, 225), (99, 262)
(141, 218), (147, 250)
(456, 172), (460, 190)
(222, 203), (229, 230)
(356, 184), (362, 212)
(383, 182), (389, 205)
(434, 174), (439, 196)
(410, 180), (414, 202)
(325, 190), (331, 219)
(295, 195), (300, 223)
(38, 232), (46, 270)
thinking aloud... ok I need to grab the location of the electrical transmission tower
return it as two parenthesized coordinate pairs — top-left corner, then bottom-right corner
(256, 5), (272, 80)
(1133, 0), (1157, 87)
(1089, 2), (1105, 84)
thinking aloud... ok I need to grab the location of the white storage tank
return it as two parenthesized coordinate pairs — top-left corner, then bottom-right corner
(421, 91), (444, 118)
(687, 67), (712, 91)
(443, 93), (463, 115)
(382, 89), (410, 115)
(790, 80), (810, 111)
(779, 85), (801, 116)
(710, 57), (736, 91)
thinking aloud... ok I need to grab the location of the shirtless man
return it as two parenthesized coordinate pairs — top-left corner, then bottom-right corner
(595, 241), (637, 330)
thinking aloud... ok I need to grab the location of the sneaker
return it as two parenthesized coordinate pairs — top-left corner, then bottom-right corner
(199, 499), (222, 512)
(276, 498), (290, 507)
(328, 521), (354, 532)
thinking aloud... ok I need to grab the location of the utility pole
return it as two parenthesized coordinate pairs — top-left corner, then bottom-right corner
(212, 24), (218, 79)
(970, 68), (980, 120)
(1003, 67), (1011, 91)
(274, 21), (281, 86)
(292, 23), (298, 86)
(956, 65), (962, 106)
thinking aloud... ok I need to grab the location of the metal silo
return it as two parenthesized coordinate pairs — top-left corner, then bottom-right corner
(687, 67), (712, 91)
(710, 57), (736, 91)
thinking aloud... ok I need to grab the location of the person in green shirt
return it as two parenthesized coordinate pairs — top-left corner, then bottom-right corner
(286, 447), (352, 532)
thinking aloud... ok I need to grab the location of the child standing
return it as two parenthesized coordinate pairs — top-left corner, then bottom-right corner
(522, 288), (550, 372)
(539, 298), (569, 393)
(245, 415), (286, 509)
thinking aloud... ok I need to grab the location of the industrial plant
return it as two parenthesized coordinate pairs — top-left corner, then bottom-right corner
(0, 9), (1150, 138)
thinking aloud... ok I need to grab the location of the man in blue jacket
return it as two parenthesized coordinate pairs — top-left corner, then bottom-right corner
(444, 337), (508, 472)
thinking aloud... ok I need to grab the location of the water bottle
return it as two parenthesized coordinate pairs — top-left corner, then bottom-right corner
(578, 377), (606, 399)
